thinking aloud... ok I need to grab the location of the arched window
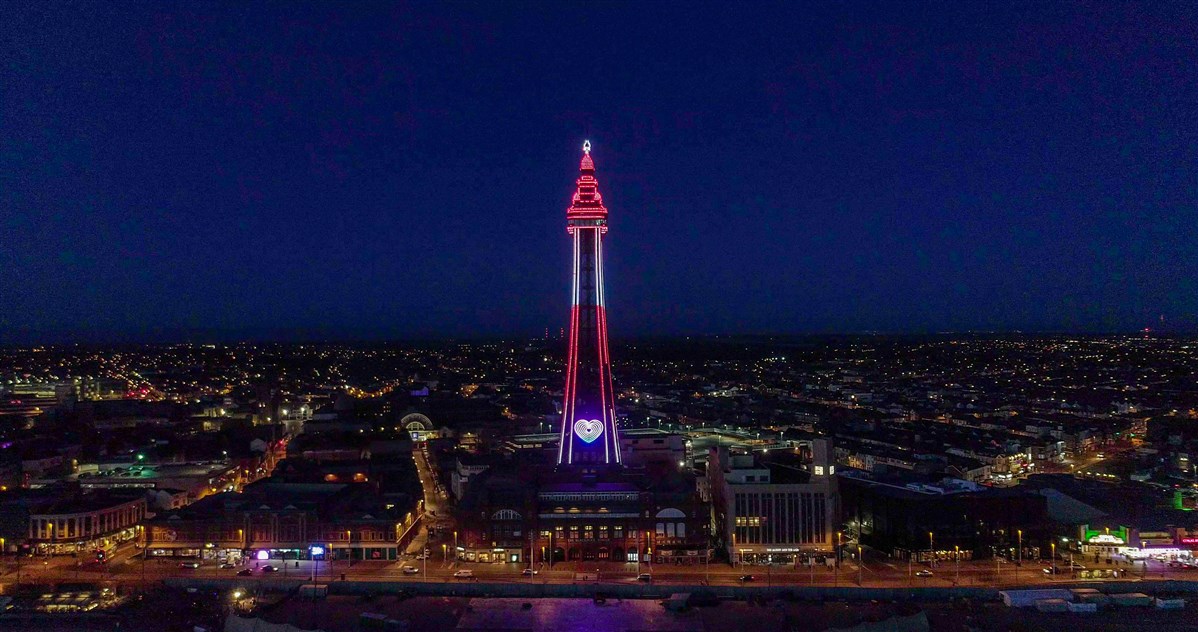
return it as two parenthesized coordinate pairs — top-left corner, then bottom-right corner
(655, 508), (685, 519)
(491, 509), (522, 521)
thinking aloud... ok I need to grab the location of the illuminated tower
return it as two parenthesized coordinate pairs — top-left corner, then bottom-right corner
(558, 140), (620, 466)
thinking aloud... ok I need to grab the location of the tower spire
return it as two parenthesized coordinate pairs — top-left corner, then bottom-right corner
(568, 141), (606, 225)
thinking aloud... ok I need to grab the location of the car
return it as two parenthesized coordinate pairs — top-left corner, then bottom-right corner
(1169, 561), (1184, 569)
(219, 562), (235, 569)
(453, 569), (475, 579)
(738, 574), (755, 582)
(236, 569), (253, 576)
(179, 561), (202, 569)
(521, 568), (538, 576)
(402, 565), (419, 575)
(636, 573), (652, 582)
(915, 569), (933, 578)
(1043, 567), (1059, 575)
(261, 565), (278, 573)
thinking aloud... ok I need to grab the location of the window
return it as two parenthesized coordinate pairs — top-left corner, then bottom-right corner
(492, 509), (522, 521)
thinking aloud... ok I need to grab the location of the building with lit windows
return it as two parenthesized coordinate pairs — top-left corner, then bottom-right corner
(454, 461), (707, 565)
(25, 488), (147, 555)
(708, 439), (838, 565)
(145, 480), (419, 563)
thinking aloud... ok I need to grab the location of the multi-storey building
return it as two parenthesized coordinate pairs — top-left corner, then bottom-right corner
(26, 489), (147, 555)
(145, 479), (418, 563)
(454, 461), (708, 565)
(708, 439), (839, 565)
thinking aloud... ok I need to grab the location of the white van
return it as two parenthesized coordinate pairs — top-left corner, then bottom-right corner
(453, 569), (475, 579)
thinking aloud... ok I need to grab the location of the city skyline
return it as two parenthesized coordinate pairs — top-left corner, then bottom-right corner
(3, 3), (1196, 343)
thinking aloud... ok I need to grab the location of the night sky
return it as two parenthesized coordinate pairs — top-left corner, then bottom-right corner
(2, 2), (1196, 342)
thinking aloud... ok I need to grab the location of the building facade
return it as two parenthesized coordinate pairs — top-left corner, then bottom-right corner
(709, 439), (839, 565)
(455, 463), (709, 565)
(27, 490), (147, 555)
(145, 481), (418, 563)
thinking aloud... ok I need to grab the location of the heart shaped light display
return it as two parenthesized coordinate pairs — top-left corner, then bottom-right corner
(573, 418), (604, 444)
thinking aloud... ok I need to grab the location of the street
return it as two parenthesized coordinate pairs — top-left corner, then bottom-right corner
(3, 548), (1191, 591)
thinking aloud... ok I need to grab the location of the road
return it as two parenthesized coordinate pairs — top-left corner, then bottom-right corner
(3, 550), (1190, 591)
(408, 443), (452, 558)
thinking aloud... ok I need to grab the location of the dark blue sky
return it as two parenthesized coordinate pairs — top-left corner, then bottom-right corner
(2, 2), (1196, 341)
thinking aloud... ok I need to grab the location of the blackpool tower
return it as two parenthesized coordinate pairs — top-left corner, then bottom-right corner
(557, 141), (620, 466)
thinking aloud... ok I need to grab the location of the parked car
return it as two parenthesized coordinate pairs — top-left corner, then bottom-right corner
(453, 569), (475, 579)
(402, 565), (419, 575)
(636, 573), (652, 582)
(915, 569), (933, 578)
(179, 561), (202, 569)
(521, 568), (538, 576)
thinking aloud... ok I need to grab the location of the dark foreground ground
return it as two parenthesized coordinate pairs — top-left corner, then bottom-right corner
(5, 589), (1198, 631)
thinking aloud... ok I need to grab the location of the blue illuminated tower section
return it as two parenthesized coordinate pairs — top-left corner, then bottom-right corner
(558, 141), (620, 466)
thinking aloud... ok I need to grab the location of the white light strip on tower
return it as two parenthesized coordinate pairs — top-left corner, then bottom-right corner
(560, 228), (581, 466)
(598, 229), (620, 463)
(569, 228), (581, 464)
(595, 228), (609, 464)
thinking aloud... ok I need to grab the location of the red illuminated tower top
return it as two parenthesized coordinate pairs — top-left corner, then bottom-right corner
(566, 140), (609, 227)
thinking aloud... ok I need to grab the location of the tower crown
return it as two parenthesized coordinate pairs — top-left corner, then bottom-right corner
(567, 140), (608, 227)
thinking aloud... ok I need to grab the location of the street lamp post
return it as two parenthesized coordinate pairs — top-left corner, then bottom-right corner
(928, 531), (934, 567)
(1017, 530), (1022, 583)
(835, 531), (841, 587)
(857, 544), (863, 587)
(453, 531), (458, 563)
(1051, 542), (1056, 578)
(140, 526), (146, 585)
(955, 545), (960, 586)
